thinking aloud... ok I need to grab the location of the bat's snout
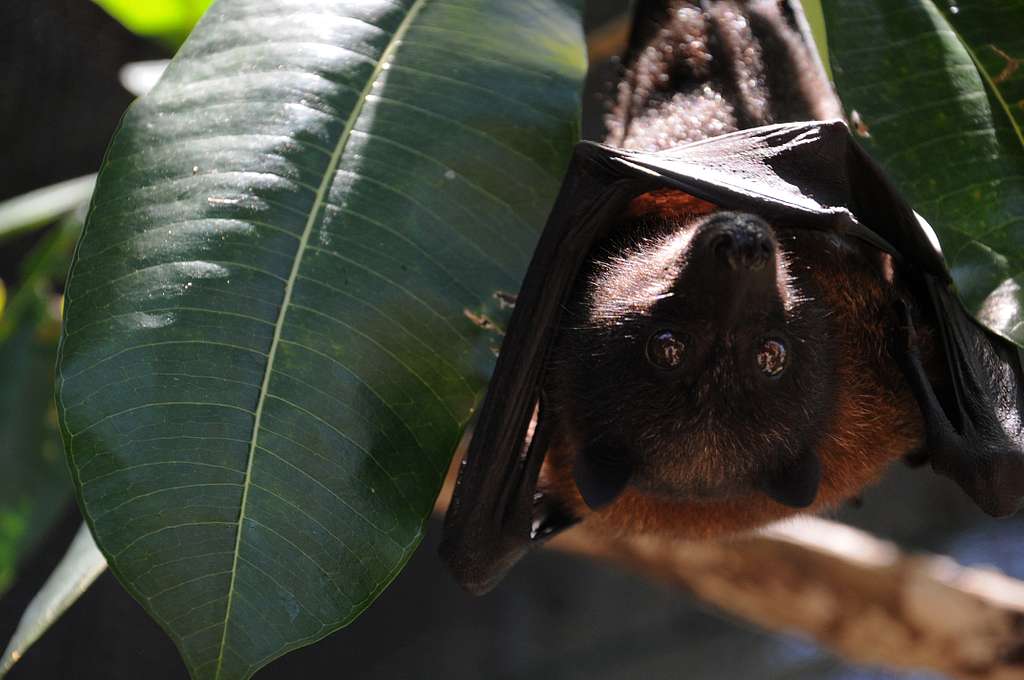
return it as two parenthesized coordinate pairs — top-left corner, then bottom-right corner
(706, 213), (776, 271)
(681, 212), (783, 330)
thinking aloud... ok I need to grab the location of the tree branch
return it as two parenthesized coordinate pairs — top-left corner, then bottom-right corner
(436, 460), (1024, 679)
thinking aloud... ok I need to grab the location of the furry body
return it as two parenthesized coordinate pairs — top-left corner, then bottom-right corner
(538, 1), (932, 538)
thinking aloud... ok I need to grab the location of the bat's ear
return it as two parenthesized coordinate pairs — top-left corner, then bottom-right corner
(574, 443), (633, 510)
(758, 446), (820, 508)
(895, 291), (1024, 517)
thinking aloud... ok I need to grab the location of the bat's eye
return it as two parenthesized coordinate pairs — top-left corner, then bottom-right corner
(646, 330), (687, 369)
(757, 338), (787, 377)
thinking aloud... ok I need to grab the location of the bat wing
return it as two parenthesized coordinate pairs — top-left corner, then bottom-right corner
(439, 144), (658, 594)
(441, 120), (1024, 594)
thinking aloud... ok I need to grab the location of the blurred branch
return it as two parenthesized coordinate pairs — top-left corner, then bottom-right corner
(435, 458), (1024, 680)
(554, 518), (1024, 680)
(0, 175), (94, 244)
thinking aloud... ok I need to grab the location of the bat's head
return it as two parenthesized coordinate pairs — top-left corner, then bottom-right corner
(552, 204), (889, 512)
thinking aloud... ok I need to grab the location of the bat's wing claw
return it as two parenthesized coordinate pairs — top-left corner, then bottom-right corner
(897, 285), (1024, 517)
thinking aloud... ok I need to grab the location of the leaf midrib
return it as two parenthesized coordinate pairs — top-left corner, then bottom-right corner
(212, 1), (430, 676)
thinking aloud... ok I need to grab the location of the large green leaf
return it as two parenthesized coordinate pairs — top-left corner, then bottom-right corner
(57, 1), (585, 678)
(823, 0), (1024, 344)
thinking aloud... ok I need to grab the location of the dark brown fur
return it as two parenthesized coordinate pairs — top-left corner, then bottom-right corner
(537, 1), (932, 539)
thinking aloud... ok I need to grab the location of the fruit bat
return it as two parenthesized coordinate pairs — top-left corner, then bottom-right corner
(440, 3), (1024, 596)
(440, 122), (1024, 593)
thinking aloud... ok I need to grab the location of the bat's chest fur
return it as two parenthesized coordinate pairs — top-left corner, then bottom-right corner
(538, 0), (930, 539)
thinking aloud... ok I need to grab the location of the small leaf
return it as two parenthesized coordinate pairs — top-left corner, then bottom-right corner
(0, 524), (107, 678)
(823, 0), (1024, 345)
(94, 0), (215, 47)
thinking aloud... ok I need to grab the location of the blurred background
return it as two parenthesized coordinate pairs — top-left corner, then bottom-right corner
(1, 1), (1021, 678)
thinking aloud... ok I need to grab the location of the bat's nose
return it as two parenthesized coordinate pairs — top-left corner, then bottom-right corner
(684, 211), (783, 331)
(709, 216), (775, 271)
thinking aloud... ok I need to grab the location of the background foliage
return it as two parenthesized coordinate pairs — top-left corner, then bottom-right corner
(824, 0), (1024, 345)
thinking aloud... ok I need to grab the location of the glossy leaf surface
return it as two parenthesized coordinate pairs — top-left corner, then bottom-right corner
(56, 1), (585, 677)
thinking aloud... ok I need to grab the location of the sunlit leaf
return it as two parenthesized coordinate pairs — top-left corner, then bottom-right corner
(94, 0), (215, 47)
